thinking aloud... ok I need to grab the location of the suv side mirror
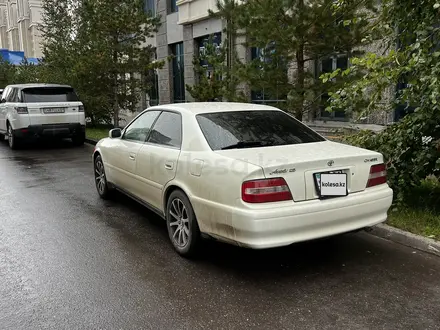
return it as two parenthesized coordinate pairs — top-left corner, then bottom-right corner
(109, 128), (122, 139)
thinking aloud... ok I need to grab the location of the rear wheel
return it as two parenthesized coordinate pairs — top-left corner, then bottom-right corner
(72, 132), (85, 146)
(7, 125), (20, 150)
(94, 154), (113, 199)
(166, 190), (200, 257)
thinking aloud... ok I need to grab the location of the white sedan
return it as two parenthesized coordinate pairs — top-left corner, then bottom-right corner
(92, 103), (393, 257)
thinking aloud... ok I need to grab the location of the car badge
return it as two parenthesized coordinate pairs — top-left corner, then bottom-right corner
(327, 160), (334, 167)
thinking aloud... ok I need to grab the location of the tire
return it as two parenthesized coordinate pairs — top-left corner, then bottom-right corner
(72, 132), (85, 146)
(7, 125), (20, 150)
(166, 190), (201, 257)
(94, 154), (113, 199)
(0, 133), (5, 142)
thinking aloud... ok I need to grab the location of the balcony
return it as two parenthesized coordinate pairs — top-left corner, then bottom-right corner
(176, 0), (219, 24)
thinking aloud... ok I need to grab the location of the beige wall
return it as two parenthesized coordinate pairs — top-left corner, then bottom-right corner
(0, 1), (9, 49)
(176, 0), (219, 24)
(0, 0), (42, 58)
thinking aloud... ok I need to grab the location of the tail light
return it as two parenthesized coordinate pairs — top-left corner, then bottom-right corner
(242, 178), (292, 203)
(367, 163), (387, 188)
(14, 106), (28, 114)
(79, 105), (85, 112)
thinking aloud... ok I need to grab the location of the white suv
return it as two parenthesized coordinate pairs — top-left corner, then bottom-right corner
(0, 84), (86, 149)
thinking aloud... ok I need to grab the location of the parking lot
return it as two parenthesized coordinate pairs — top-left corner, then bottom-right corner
(0, 141), (439, 329)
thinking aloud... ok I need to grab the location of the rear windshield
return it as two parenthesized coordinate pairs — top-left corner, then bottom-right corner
(196, 110), (325, 150)
(22, 87), (79, 103)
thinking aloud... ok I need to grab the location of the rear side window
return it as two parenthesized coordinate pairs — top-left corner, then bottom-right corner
(1, 87), (10, 101)
(196, 110), (325, 150)
(22, 87), (79, 103)
(147, 111), (182, 148)
(8, 88), (20, 102)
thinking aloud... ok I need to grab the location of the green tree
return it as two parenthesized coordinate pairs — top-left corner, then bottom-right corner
(0, 58), (40, 87)
(214, 0), (378, 119)
(75, 0), (162, 126)
(13, 60), (42, 84)
(39, 0), (77, 84)
(187, 0), (246, 102)
(0, 58), (15, 88)
(323, 0), (440, 203)
(186, 36), (223, 101)
(40, 0), (162, 126)
(186, 35), (237, 101)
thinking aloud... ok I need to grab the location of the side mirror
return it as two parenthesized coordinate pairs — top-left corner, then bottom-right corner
(109, 128), (122, 139)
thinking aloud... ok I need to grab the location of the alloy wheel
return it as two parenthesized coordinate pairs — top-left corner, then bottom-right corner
(168, 198), (190, 248)
(8, 126), (13, 148)
(95, 159), (106, 195)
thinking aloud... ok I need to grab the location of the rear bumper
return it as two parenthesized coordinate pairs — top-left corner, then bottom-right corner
(232, 185), (393, 249)
(13, 123), (85, 139)
(195, 185), (393, 249)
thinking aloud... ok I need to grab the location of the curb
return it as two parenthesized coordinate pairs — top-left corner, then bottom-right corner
(85, 138), (98, 146)
(366, 224), (440, 257)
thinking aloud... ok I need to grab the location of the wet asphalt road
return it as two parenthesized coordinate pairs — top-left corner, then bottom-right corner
(0, 140), (439, 330)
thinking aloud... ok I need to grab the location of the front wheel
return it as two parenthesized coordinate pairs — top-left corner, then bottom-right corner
(94, 155), (113, 199)
(166, 190), (201, 257)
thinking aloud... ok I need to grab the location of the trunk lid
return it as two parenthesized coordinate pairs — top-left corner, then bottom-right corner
(216, 141), (383, 202)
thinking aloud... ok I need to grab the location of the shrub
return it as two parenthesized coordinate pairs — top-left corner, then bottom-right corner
(345, 111), (440, 206)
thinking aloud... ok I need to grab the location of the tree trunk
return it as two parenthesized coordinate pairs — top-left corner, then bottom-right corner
(113, 49), (119, 127)
(296, 43), (305, 121)
(294, 0), (305, 121)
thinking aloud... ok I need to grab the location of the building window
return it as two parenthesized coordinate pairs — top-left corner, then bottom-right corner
(169, 0), (178, 13)
(171, 42), (185, 103)
(318, 54), (349, 120)
(144, 0), (156, 16)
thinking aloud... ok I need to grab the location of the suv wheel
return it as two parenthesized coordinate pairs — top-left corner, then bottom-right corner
(72, 132), (85, 146)
(7, 125), (20, 150)
(0, 133), (5, 142)
(166, 190), (201, 257)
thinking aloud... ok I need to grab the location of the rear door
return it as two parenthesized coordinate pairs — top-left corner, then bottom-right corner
(135, 111), (182, 210)
(22, 87), (82, 125)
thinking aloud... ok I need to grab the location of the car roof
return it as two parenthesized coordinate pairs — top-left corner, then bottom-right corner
(147, 102), (282, 115)
(6, 83), (73, 90)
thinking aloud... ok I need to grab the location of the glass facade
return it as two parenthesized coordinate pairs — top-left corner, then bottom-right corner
(144, 0), (156, 16)
(171, 42), (185, 103)
(170, 0), (178, 13)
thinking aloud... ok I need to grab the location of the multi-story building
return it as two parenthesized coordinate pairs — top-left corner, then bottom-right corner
(0, 0), (43, 59)
(144, 0), (395, 127)
(145, 0), (228, 107)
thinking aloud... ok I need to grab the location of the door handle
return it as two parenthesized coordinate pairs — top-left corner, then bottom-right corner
(165, 162), (174, 170)
(129, 153), (136, 160)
